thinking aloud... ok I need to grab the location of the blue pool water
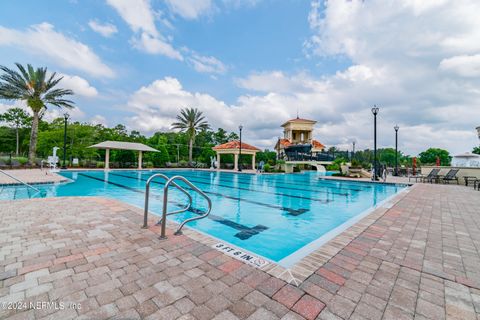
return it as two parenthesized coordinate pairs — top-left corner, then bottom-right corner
(0, 170), (406, 265)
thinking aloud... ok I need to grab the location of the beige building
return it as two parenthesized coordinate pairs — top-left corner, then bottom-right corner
(275, 117), (325, 158)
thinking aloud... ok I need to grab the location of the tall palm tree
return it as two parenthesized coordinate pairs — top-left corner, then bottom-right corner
(172, 107), (210, 163)
(0, 63), (75, 164)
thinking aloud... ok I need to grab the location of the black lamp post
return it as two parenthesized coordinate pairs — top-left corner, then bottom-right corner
(371, 106), (379, 180)
(238, 125), (243, 172)
(62, 113), (69, 169)
(352, 141), (356, 160)
(394, 125), (399, 176)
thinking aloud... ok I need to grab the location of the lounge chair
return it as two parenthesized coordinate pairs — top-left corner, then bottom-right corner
(422, 168), (441, 183)
(409, 168), (439, 183)
(440, 168), (459, 184)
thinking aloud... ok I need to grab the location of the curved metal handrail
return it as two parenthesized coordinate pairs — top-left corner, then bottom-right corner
(143, 173), (192, 229)
(161, 175), (212, 237)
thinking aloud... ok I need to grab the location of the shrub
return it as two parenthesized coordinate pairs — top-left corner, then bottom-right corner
(263, 163), (271, 172)
(178, 160), (188, 167)
(144, 161), (154, 168)
(96, 161), (105, 168)
(351, 159), (361, 168)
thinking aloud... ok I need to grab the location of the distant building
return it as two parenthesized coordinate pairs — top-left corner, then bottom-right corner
(274, 117), (326, 160)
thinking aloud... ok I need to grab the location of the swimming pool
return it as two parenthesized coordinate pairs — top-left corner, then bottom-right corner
(0, 170), (406, 266)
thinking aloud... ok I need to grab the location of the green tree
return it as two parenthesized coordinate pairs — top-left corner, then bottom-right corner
(0, 63), (75, 164)
(418, 148), (451, 166)
(171, 108), (210, 163)
(213, 128), (228, 145)
(256, 149), (277, 165)
(473, 146), (480, 155)
(227, 132), (239, 141)
(378, 148), (402, 167)
(0, 107), (30, 156)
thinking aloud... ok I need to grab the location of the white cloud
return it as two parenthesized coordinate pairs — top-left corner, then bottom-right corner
(88, 20), (118, 37)
(57, 73), (98, 97)
(165, 0), (214, 19)
(106, 0), (183, 60)
(236, 71), (322, 93)
(439, 54), (480, 77)
(125, 77), (289, 145)
(0, 23), (114, 78)
(187, 53), (227, 74)
(119, 0), (480, 155)
(106, 0), (158, 36)
(90, 115), (108, 126)
(132, 32), (183, 60)
(299, 0), (480, 154)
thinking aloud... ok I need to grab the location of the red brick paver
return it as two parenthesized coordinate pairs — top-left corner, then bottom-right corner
(1, 184), (480, 319)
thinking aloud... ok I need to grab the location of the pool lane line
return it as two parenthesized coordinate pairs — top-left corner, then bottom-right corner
(149, 169), (373, 193)
(110, 171), (330, 204)
(211, 170), (374, 191)
(120, 171), (338, 201)
(106, 172), (309, 216)
(77, 173), (268, 240)
(152, 171), (352, 197)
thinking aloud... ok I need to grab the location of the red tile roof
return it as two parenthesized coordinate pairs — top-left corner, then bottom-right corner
(213, 140), (260, 151)
(278, 138), (292, 147)
(312, 139), (325, 149)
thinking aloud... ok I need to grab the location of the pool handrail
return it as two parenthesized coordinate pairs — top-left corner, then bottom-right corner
(160, 175), (212, 238)
(143, 173), (192, 229)
(0, 169), (41, 193)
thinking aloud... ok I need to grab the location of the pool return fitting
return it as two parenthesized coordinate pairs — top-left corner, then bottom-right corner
(143, 173), (212, 239)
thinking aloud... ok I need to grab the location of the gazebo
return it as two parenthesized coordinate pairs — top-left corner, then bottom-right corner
(212, 141), (260, 170)
(88, 141), (159, 170)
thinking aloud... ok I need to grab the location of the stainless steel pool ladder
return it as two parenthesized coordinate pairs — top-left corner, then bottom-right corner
(0, 169), (41, 196)
(143, 174), (212, 239)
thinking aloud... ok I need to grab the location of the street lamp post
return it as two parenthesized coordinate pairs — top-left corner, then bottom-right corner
(238, 125), (243, 172)
(371, 106), (379, 180)
(394, 125), (399, 176)
(62, 113), (70, 169)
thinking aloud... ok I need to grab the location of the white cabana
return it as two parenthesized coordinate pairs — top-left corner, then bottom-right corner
(212, 140), (260, 170)
(452, 152), (480, 167)
(88, 141), (159, 170)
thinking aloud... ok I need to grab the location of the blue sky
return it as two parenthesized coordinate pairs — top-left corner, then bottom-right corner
(0, 0), (335, 105)
(1, 0), (479, 155)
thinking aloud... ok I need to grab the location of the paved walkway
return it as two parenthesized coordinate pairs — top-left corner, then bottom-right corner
(1, 184), (479, 319)
(0, 169), (67, 185)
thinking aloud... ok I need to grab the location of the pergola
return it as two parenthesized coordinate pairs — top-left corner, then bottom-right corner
(212, 141), (260, 170)
(88, 141), (159, 170)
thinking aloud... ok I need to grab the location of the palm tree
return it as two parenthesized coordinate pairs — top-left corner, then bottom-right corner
(172, 107), (210, 163)
(0, 63), (75, 164)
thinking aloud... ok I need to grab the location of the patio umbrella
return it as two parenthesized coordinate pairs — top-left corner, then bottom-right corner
(413, 157), (417, 175)
(436, 156), (440, 166)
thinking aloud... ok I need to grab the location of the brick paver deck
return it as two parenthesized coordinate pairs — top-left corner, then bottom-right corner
(0, 169), (67, 185)
(1, 184), (480, 319)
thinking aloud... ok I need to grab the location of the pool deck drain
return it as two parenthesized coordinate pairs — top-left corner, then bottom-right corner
(1, 183), (480, 319)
